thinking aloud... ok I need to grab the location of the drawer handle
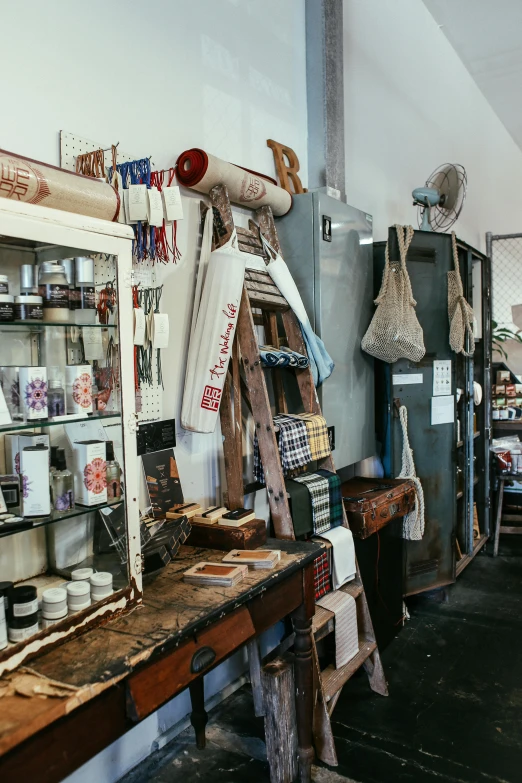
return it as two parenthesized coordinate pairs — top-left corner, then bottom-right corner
(191, 646), (216, 674)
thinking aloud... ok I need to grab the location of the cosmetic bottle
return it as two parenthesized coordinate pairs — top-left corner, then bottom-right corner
(39, 262), (70, 322)
(51, 448), (74, 512)
(48, 378), (66, 417)
(74, 257), (96, 325)
(61, 258), (76, 311)
(105, 441), (122, 500)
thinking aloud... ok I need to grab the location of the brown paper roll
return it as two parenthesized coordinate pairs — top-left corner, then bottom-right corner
(0, 149), (120, 222)
(176, 148), (292, 216)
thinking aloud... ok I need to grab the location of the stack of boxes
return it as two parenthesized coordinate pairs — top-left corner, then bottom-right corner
(492, 370), (522, 420)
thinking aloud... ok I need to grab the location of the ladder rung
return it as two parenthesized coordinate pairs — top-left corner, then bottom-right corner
(340, 576), (364, 600)
(321, 636), (377, 701)
(312, 605), (335, 642)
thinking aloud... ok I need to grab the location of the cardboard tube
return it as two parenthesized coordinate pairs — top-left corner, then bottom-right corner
(176, 148), (292, 216)
(0, 149), (120, 222)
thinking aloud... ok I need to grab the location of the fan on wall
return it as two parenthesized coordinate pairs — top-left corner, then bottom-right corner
(412, 163), (467, 231)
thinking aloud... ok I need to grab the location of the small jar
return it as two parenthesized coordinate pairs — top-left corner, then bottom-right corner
(62, 258), (76, 310)
(20, 265), (38, 294)
(67, 580), (91, 612)
(9, 585), (38, 619)
(14, 294), (43, 321)
(0, 294), (14, 322)
(0, 275), (9, 295)
(90, 571), (113, 601)
(71, 567), (94, 581)
(8, 614), (39, 643)
(39, 261), (70, 322)
(42, 587), (68, 620)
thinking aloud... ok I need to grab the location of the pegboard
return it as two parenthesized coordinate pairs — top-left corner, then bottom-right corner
(60, 131), (162, 422)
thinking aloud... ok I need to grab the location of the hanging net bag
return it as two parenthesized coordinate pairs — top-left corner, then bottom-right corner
(397, 405), (426, 541)
(362, 224), (425, 363)
(448, 231), (475, 356)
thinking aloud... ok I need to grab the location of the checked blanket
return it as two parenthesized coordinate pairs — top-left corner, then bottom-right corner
(292, 472), (330, 534)
(253, 414), (312, 484)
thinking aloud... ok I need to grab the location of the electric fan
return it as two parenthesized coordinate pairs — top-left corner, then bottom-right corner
(412, 163), (467, 231)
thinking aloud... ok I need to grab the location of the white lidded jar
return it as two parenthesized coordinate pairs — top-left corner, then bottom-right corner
(74, 257), (96, 325)
(42, 587), (68, 620)
(67, 580), (91, 612)
(90, 571), (113, 601)
(39, 261), (70, 322)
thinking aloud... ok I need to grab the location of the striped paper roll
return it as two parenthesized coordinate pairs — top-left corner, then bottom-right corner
(176, 148), (292, 216)
(0, 149), (120, 222)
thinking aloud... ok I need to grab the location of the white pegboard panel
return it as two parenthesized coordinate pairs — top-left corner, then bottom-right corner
(60, 131), (163, 422)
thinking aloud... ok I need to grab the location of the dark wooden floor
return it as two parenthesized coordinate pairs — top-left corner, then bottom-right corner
(119, 537), (522, 783)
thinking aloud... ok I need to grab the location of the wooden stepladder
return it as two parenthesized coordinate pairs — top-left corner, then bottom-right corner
(207, 184), (388, 766)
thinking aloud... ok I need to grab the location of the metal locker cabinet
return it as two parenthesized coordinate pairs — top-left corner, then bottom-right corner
(276, 191), (374, 470)
(375, 230), (459, 595)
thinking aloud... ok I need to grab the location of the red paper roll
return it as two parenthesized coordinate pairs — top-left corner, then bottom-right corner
(176, 148), (291, 216)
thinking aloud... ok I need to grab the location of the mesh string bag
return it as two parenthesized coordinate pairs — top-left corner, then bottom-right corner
(397, 405), (426, 541)
(448, 231), (475, 356)
(361, 224), (425, 363)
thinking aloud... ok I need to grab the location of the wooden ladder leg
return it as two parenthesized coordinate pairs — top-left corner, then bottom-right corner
(220, 366), (244, 511)
(357, 589), (388, 696)
(237, 286), (294, 539)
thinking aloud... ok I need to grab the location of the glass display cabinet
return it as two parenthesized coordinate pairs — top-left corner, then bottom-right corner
(0, 198), (141, 675)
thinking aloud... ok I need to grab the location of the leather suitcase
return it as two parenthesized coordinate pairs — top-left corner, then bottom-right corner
(341, 477), (416, 539)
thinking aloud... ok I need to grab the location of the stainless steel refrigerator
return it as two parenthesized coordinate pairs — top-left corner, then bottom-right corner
(276, 191), (374, 470)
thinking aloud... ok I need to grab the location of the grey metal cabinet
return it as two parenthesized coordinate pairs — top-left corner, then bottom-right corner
(374, 229), (491, 596)
(276, 191), (374, 470)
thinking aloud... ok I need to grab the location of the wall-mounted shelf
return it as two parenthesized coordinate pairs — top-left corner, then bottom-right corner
(0, 498), (123, 539)
(0, 411), (121, 434)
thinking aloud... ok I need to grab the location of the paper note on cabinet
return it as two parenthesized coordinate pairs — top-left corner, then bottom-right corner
(431, 395), (454, 426)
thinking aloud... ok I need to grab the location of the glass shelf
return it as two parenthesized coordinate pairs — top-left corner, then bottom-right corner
(0, 497), (124, 540)
(0, 321), (116, 330)
(0, 411), (121, 434)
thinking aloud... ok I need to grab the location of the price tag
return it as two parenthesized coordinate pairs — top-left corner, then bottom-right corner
(152, 313), (169, 349)
(123, 189), (135, 224)
(134, 307), (146, 346)
(83, 327), (104, 360)
(163, 186), (184, 222)
(147, 187), (164, 227)
(128, 184), (148, 222)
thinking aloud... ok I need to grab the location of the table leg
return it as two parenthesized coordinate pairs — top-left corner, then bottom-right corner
(189, 678), (208, 750)
(493, 479), (504, 557)
(291, 603), (314, 783)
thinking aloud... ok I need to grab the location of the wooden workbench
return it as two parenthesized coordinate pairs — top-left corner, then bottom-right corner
(0, 539), (319, 783)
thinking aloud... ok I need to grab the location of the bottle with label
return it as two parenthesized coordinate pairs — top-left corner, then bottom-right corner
(106, 441), (122, 499)
(51, 448), (74, 512)
(39, 261), (70, 322)
(62, 258), (76, 311)
(75, 257), (96, 325)
(48, 378), (66, 417)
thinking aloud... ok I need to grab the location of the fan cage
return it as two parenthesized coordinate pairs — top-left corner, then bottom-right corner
(417, 163), (467, 232)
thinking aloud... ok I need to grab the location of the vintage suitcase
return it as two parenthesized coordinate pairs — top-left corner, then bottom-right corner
(186, 517), (267, 551)
(342, 477), (416, 539)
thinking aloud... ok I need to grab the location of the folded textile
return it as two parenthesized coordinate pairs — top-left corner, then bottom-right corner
(293, 472), (330, 534)
(317, 590), (359, 668)
(288, 413), (330, 461)
(316, 525), (356, 589)
(286, 477), (314, 538)
(278, 345), (309, 368)
(316, 468), (343, 527)
(313, 550), (331, 600)
(259, 347), (288, 367)
(253, 414), (312, 483)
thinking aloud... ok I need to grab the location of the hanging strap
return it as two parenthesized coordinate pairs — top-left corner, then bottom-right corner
(375, 224), (415, 305)
(450, 231), (475, 356)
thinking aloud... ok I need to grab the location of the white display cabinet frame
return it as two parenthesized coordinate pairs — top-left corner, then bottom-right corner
(0, 198), (142, 675)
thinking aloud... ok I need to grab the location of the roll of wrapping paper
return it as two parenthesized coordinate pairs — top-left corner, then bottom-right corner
(0, 149), (120, 222)
(176, 148), (292, 216)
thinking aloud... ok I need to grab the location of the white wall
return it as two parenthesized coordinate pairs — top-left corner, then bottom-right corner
(343, 0), (522, 249)
(0, 1), (308, 781)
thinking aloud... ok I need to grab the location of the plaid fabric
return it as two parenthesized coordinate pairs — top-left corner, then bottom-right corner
(314, 550), (331, 600)
(287, 413), (330, 461)
(316, 469), (343, 528)
(253, 414), (311, 483)
(293, 473), (330, 534)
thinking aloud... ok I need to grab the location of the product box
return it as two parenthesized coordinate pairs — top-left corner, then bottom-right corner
(506, 384), (516, 397)
(497, 370), (511, 384)
(66, 364), (93, 414)
(72, 440), (107, 506)
(20, 445), (51, 517)
(5, 433), (49, 474)
(19, 367), (48, 420)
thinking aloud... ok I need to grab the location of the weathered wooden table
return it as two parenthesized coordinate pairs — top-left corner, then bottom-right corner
(0, 540), (319, 783)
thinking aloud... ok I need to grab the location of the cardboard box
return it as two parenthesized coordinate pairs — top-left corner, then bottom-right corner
(19, 366), (48, 420)
(72, 440), (107, 506)
(65, 364), (93, 414)
(5, 433), (49, 474)
(20, 445), (50, 517)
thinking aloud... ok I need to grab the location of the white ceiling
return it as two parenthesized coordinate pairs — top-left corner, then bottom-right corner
(423, 0), (522, 150)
